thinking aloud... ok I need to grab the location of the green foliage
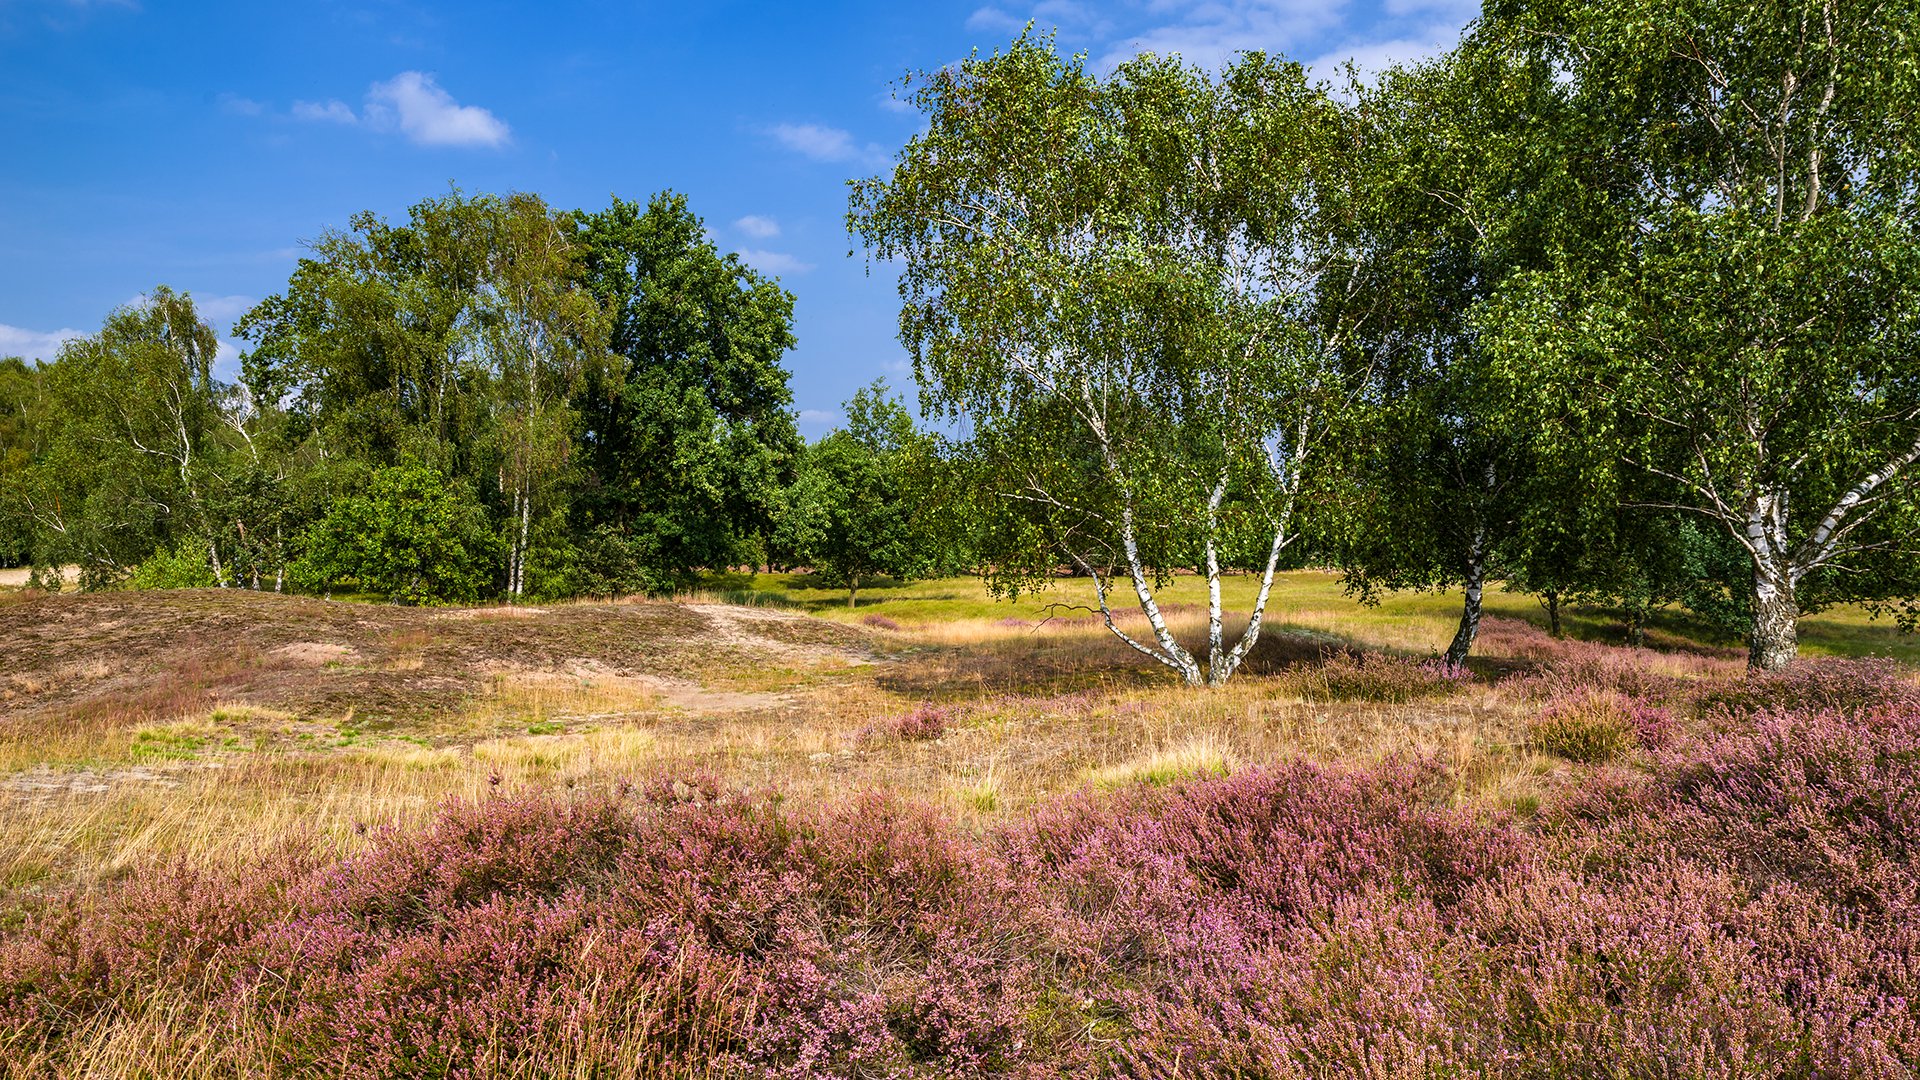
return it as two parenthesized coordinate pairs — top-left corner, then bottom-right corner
(127, 542), (220, 590)
(1475, 0), (1920, 667)
(778, 382), (934, 605)
(0, 356), (46, 567)
(566, 193), (801, 594)
(851, 34), (1379, 686)
(291, 462), (499, 605)
(16, 288), (247, 588)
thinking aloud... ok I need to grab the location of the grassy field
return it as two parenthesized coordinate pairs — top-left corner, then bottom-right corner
(2, 569), (1911, 900)
(2, 573), (1918, 1076)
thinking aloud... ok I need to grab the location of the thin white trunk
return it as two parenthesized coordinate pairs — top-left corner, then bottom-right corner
(1212, 516), (1291, 687)
(207, 538), (229, 589)
(513, 485), (532, 599)
(1117, 498), (1202, 685)
(1204, 469), (1228, 679)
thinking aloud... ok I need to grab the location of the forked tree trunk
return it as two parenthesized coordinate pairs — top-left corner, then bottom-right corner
(1445, 530), (1487, 669)
(1749, 561), (1799, 671)
(1542, 589), (1563, 638)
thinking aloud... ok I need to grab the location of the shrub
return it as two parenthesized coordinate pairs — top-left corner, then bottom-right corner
(126, 541), (219, 589)
(1695, 656), (1920, 717)
(861, 613), (902, 630)
(1528, 691), (1642, 763)
(290, 461), (499, 605)
(1280, 649), (1473, 703)
(10, 701), (1920, 1077)
(864, 703), (950, 743)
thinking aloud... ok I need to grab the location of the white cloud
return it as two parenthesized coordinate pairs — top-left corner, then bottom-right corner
(1308, 33), (1450, 83)
(797, 408), (837, 425)
(217, 92), (264, 117)
(0, 323), (84, 362)
(292, 98), (356, 124)
(1101, 0), (1346, 70)
(738, 249), (815, 276)
(192, 293), (256, 324)
(212, 339), (243, 382)
(733, 214), (781, 239)
(364, 71), (509, 148)
(965, 5), (1023, 32)
(766, 122), (888, 168)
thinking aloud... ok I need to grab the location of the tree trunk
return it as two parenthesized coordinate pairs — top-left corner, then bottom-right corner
(1445, 532), (1486, 669)
(1543, 589), (1562, 638)
(1748, 563), (1799, 671)
(1627, 607), (1646, 648)
(848, 576), (858, 609)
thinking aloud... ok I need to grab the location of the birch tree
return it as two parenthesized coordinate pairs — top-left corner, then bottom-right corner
(851, 37), (1378, 687)
(22, 288), (239, 587)
(1479, 0), (1920, 669)
(446, 193), (608, 601)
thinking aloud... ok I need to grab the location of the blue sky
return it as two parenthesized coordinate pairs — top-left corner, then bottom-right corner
(0, 0), (1475, 435)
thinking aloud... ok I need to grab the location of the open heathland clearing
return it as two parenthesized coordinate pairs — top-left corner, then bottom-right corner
(3, 574), (1919, 1077)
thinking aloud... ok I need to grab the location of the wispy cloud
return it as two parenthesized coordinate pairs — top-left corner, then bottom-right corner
(797, 408), (837, 425)
(965, 6), (1025, 33)
(216, 92), (264, 117)
(733, 214), (781, 239)
(230, 72), (509, 148)
(0, 323), (84, 362)
(969, 0), (1474, 82)
(190, 293), (256, 323)
(291, 98), (356, 124)
(364, 71), (510, 148)
(738, 249), (815, 276)
(766, 122), (887, 168)
(1100, 0), (1346, 70)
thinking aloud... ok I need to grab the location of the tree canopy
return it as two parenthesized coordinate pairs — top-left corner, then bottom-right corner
(851, 36), (1383, 686)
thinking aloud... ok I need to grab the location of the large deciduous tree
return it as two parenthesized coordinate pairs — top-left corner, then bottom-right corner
(1479, 0), (1920, 669)
(567, 194), (801, 595)
(851, 36), (1378, 688)
(240, 189), (609, 601)
(1328, 40), (1618, 668)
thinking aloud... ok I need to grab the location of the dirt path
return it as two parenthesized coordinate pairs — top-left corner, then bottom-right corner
(0, 566), (75, 588)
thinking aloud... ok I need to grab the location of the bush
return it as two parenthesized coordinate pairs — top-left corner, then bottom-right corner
(863, 703), (951, 743)
(1695, 657), (1920, 717)
(126, 540), (218, 589)
(290, 462), (499, 605)
(1528, 690), (1643, 763)
(1279, 650), (1473, 703)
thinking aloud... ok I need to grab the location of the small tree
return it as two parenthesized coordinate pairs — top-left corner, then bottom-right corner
(779, 383), (930, 607)
(292, 461), (498, 605)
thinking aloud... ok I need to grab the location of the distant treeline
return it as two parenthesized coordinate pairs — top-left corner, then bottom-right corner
(0, 192), (959, 607)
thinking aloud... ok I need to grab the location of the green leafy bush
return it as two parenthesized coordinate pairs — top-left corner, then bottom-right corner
(126, 541), (218, 590)
(291, 462), (498, 605)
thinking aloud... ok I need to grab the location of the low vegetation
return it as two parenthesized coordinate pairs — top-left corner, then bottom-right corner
(1, 575), (1917, 1075)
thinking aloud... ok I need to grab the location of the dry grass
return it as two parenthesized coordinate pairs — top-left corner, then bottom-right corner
(1, 573), (1901, 903)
